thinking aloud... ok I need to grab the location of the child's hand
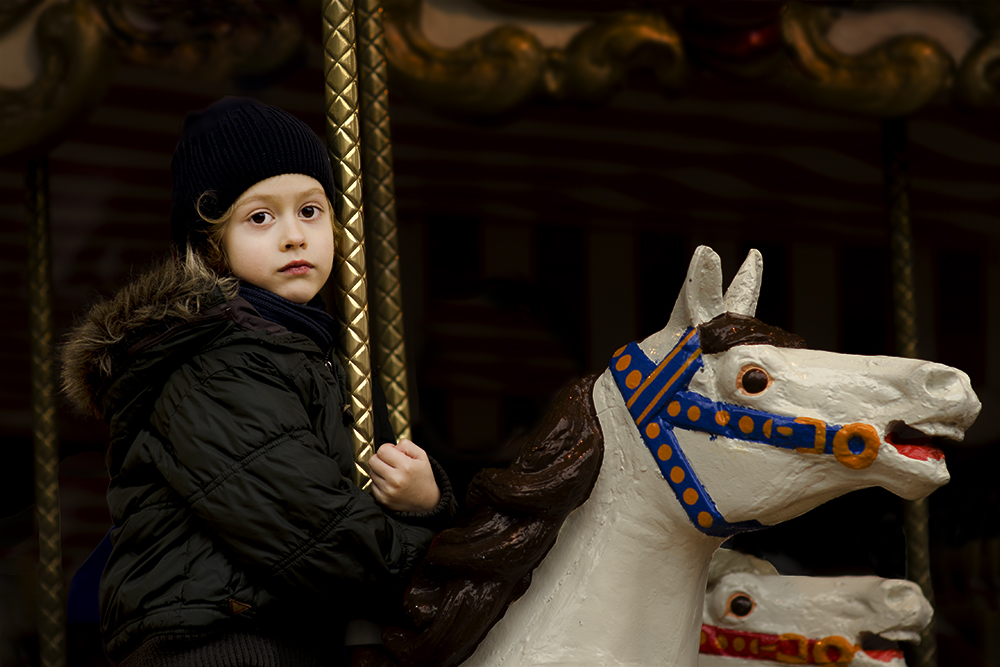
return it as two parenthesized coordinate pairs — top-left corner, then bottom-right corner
(369, 439), (441, 513)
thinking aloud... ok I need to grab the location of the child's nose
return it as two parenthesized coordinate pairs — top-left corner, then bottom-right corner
(282, 218), (307, 249)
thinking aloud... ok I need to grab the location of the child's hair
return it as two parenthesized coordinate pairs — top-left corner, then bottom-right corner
(189, 191), (230, 270)
(170, 97), (338, 255)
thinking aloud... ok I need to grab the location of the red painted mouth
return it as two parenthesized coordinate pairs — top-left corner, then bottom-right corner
(863, 649), (905, 662)
(860, 632), (911, 662)
(280, 260), (313, 275)
(885, 429), (945, 462)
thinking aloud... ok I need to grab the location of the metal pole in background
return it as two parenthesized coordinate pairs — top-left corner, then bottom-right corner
(357, 0), (412, 441)
(883, 116), (936, 667)
(322, 0), (375, 488)
(885, 118), (918, 360)
(26, 155), (66, 667)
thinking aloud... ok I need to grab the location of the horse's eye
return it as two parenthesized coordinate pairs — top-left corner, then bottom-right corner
(728, 593), (755, 617)
(738, 366), (770, 395)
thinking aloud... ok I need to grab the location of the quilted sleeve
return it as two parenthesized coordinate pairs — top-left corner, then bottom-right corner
(148, 346), (436, 597)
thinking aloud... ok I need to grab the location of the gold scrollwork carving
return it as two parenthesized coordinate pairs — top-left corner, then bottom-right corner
(383, 0), (685, 116)
(955, 35), (1000, 107)
(0, 0), (45, 34)
(91, 0), (304, 79)
(0, 0), (116, 159)
(779, 2), (954, 118)
(560, 12), (687, 102)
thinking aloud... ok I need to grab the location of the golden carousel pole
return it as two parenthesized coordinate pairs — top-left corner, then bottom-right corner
(26, 155), (66, 667)
(322, 0), (376, 488)
(883, 117), (936, 667)
(357, 0), (412, 440)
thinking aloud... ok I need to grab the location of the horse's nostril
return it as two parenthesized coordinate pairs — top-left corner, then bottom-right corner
(884, 581), (919, 608)
(921, 367), (961, 397)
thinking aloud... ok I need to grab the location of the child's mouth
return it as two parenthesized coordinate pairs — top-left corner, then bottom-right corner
(281, 261), (312, 275)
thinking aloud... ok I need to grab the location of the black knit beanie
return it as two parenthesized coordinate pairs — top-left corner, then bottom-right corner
(169, 97), (338, 248)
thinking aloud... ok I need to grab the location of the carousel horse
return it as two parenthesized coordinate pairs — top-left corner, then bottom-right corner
(700, 550), (930, 667)
(375, 246), (979, 667)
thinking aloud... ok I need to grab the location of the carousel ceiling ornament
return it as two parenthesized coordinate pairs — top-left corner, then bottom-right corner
(956, 18), (1000, 107)
(0, 0), (43, 34)
(90, 0), (305, 78)
(779, 2), (955, 118)
(0, 0), (307, 159)
(382, 0), (687, 116)
(382, 0), (996, 118)
(0, 0), (115, 158)
(2, 0), (998, 157)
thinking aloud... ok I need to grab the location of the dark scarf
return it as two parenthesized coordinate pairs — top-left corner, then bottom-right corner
(238, 283), (336, 354)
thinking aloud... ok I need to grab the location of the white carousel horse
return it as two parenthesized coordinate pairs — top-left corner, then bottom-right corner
(382, 246), (979, 667)
(700, 551), (930, 667)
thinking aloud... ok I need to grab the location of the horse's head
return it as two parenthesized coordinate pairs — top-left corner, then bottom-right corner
(610, 246), (980, 535)
(702, 552), (931, 667)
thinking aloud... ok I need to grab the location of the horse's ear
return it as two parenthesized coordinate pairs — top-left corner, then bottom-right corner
(640, 246), (725, 362)
(723, 249), (763, 317)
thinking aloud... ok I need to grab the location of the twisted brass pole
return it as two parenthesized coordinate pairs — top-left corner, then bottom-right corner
(885, 119), (918, 361)
(883, 117), (936, 667)
(357, 0), (412, 441)
(323, 0), (375, 488)
(26, 156), (66, 667)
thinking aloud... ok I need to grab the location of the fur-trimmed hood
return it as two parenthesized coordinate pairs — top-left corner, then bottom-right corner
(61, 252), (238, 418)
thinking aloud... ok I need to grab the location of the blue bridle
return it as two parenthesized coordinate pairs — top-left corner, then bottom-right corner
(609, 327), (881, 538)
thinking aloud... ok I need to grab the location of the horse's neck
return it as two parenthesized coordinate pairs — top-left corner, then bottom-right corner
(463, 371), (722, 667)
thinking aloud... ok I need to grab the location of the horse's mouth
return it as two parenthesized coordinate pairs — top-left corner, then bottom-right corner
(859, 630), (920, 662)
(885, 422), (948, 462)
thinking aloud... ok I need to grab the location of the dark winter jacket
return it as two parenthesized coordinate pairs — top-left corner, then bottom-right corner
(61, 255), (453, 665)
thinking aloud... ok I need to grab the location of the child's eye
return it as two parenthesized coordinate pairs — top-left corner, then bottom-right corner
(249, 211), (273, 225)
(301, 205), (318, 219)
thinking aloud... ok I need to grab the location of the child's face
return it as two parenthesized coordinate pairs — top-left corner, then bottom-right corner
(222, 174), (334, 304)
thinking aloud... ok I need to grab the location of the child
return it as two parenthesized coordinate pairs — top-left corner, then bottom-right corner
(61, 97), (455, 666)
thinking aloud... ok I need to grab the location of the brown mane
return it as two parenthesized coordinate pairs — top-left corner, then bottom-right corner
(698, 312), (805, 354)
(380, 374), (604, 667)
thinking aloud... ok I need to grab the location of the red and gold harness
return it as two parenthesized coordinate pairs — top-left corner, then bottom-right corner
(699, 624), (866, 666)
